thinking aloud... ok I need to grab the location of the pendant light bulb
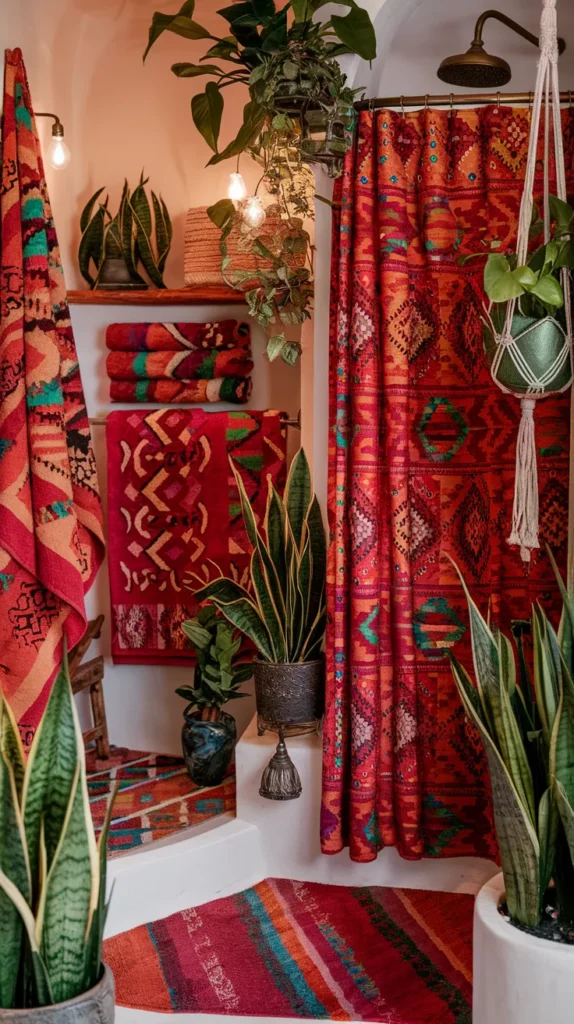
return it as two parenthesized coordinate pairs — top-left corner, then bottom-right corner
(49, 133), (71, 170)
(228, 171), (247, 204)
(243, 195), (266, 230)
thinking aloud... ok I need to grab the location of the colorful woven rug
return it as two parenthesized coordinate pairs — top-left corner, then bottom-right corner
(0, 49), (104, 744)
(104, 879), (473, 1020)
(106, 409), (286, 664)
(109, 377), (252, 404)
(87, 745), (235, 857)
(105, 321), (250, 352)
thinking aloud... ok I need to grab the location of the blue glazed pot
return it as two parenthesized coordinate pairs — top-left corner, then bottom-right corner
(181, 709), (236, 788)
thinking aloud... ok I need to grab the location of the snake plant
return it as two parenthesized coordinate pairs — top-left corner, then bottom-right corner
(0, 657), (115, 1009)
(190, 449), (326, 663)
(79, 171), (172, 289)
(450, 552), (574, 929)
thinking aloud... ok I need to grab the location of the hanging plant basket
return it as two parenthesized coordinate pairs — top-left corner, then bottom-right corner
(484, 305), (572, 395)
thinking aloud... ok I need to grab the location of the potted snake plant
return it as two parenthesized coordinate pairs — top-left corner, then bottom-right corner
(177, 607), (252, 787)
(189, 449), (326, 732)
(449, 553), (574, 1024)
(0, 657), (115, 1022)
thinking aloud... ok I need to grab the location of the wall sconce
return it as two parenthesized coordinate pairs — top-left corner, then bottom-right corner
(36, 112), (71, 170)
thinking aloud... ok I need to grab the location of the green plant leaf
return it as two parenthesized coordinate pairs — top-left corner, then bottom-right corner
(79, 187), (105, 234)
(22, 657), (80, 896)
(207, 198), (236, 230)
(83, 781), (117, 993)
(530, 273), (564, 309)
(549, 194), (574, 234)
(207, 100), (266, 165)
(192, 82), (224, 153)
(538, 787), (558, 895)
(250, 548), (287, 660)
(265, 482), (287, 596)
(285, 448), (312, 552)
(130, 181), (166, 288)
(0, 696), (26, 797)
(204, 594), (274, 661)
(450, 654), (541, 925)
(484, 253), (511, 294)
(513, 265), (537, 289)
(555, 781), (574, 866)
(282, 341), (303, 365)
(151, 192), (172, 274)
(171, 62), (224, 77)
(266, 333), (287, 361)
(36, 763), (94, 1004)
(0, 752), (30, 1008)
(193, 577), (252, 605)
(0, 864), (52, 1006)
(78, 204), (106, 288)
(182, 620), (213, 650)
(305, 495), (327, 635)
(330, 6), (377, 61)
(144, 5), (211, 61)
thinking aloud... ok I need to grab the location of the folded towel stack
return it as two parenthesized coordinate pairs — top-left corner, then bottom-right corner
(106, 320), (253, 404)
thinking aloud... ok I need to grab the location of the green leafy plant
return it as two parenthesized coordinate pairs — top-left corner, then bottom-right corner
(188, 449), (326, 663)
(78, 172), (172, 289)
(0, 657), (115, 1009)
(176, 606), (253, 720)
(143, 0), (376, 364)
(449, 552), (574, 933)
(144, 0), (375, 164)
(463, 195), (574, 318)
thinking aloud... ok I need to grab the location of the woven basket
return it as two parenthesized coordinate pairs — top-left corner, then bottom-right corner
(184, 206), (307, 288)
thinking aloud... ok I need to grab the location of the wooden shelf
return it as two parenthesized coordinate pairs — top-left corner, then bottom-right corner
(67, 286), (246, 306)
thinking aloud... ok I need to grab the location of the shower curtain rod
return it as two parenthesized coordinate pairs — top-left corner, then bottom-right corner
(88, 412), (301, 428)
(355, 90), (574, 110)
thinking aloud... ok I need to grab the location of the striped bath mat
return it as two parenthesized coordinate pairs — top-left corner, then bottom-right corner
(87, 746), (235, 856)
(104, 878), (473, 1020)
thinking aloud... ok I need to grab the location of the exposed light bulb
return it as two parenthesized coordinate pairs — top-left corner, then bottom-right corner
(49, 135), (71, 170)
(228, 171), (247, 204)
(243, 195), (266, 230)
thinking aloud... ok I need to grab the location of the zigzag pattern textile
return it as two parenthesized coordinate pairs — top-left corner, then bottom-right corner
(322, 105), (574, 862)
(0, 48), (105, 746)
(106, 409), (286, 664)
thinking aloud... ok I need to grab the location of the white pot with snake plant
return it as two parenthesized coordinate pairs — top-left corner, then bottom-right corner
(450, 553), (574, 1024)
(0, 658), (116, 1023)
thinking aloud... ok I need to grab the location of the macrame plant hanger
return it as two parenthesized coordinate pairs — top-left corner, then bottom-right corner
(488, 0), (573, 564)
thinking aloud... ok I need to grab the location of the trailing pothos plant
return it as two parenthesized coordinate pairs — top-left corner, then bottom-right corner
(450, 551), (574, 935)
(79, 172), (172, 289)
(463, 194), (574, 318)
(0, 656), (116, 1009)
(143, 0), (377, 363)
(176, 606), (253, 721)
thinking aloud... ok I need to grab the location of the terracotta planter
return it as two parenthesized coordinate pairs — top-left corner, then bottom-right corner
(474, 873), (574, 1024)
(253, 658), (324, 731)
(182, 709), (236, 787)
(0, 965), (114, 1024)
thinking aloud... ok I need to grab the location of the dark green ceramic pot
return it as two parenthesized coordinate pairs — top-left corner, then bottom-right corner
(484, 309), (571, 395)
(182, 709), (236, 788)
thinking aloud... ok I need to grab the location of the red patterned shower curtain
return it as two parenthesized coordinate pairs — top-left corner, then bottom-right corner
(321, 106), (574, 863)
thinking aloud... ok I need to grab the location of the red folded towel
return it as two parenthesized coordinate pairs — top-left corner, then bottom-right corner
(106, 320), (250, 352)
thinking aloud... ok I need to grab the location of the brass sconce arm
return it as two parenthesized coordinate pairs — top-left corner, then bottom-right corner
(473, 10), (566, 56)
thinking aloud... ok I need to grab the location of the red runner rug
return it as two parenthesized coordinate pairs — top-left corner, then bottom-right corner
(105, 879), (473, 1020)
(106, 409), (286, 664)
(0, 48), (104, 745)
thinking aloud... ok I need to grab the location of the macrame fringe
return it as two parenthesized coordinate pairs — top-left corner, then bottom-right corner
(507, 398), (540, 562)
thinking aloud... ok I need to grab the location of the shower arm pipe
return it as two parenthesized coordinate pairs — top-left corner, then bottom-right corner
(472, 10), (565, 56)
(355, 90), (574, 111)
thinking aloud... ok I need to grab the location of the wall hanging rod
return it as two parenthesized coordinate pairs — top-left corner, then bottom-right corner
(88, 412), (301, 429)
(355, 90), (574, 111)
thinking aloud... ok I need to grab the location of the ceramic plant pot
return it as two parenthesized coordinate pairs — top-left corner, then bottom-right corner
(473, 873), (574, 1024)
(253, 658), (325, 732)
(0, 965), (115, 1024)
(484, 310), (572, 395)
(97, 257), (147, 291)
(182, 709), (236, 787)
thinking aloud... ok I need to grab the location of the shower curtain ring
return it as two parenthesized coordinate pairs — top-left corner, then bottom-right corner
(424, 94), (429, 111)
(400, 95), (405, 117)
(496, 91), (501, 109)
(569, 90), (573, 109)
(449, 93), (454, 116)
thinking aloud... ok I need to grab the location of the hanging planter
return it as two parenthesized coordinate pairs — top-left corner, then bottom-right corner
(483, 303), (571, 395)
(465, 0), (574, 562)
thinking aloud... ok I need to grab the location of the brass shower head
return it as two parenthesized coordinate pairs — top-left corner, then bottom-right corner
(437, 9), (566, 90)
